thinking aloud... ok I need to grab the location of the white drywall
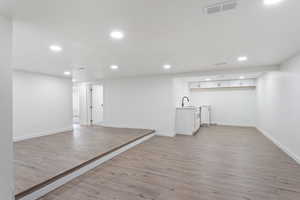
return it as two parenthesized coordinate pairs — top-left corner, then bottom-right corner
(102, 76), (176, 136)
(191, 87), (257, 127)
(173, 78), (191, 107)
(13, 70), (73, 141)
(0, 15), (13, 200)
(257, 53), (300, 163)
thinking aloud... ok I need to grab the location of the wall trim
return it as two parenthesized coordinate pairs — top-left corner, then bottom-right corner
(13, 126), (73, 142)
(214, 122), (256, 128)
(257, 127), (300, 165)
(154, 131), (175, 137)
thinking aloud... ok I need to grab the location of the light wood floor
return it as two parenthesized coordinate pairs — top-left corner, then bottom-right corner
(14, 125), (152, 194)
(39, 126), (300, 200)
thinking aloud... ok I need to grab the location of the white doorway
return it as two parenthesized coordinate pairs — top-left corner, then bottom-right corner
(72, 86), (80, 124)
(73, 84), (104, 125)
(91, 85), (103, 124)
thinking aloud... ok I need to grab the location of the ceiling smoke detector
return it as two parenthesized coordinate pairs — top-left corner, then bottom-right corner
(204, 0), (237, 15)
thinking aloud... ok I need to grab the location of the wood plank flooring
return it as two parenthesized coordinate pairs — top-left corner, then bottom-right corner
(39, 126), (300, 200)
(14, 125), (153, 194)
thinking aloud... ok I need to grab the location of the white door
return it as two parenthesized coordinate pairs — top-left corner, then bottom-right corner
(91, 85), (103, 124)
(72, 86), (80, 123)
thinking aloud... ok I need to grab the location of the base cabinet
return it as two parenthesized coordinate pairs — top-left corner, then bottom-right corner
(175, 107), (200, 135)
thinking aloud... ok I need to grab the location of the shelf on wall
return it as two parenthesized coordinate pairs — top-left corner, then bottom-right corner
(190, 86), (256, 90)
(189, 79), (256, 90)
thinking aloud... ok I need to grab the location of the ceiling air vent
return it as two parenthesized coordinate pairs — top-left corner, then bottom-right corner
(204, 0), (237, 15)
(222, 1), (237, 11)
(206, 5), (222, 15)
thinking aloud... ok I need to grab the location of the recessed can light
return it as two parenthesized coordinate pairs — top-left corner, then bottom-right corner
(240, 76), (245, 79)
(163, 64), (172, 70)
(49, 45), (62, 52)
(205, 78), (211, 81)
(264, 0), (284, 6)
(110, 65), (119, 70)
(238, 56), (248, 62)
(64, 71), (71, 76)
(110, 31), (124, 40)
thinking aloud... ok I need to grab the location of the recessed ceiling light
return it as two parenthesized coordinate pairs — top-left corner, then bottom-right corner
(205, 78), (211, 81)
(64, 71), (71, 76)
(238, 56), (248, 62)
(49, 45), (62, 52)
(163, 64), (172, 70)
(264, 0), (284, 6)
(110, 31), (124, 40)
(240, 76), (245, 79)
(110, 65), (119, 70)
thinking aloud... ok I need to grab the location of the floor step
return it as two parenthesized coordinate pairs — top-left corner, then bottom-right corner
(15, 131), (155, 200)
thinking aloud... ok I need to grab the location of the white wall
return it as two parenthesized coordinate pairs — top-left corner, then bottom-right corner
(173, 78), (190, 107)
(0, 15), (13, 200)
(13, 70), (73, 141)
(191, 88), (257, 127)
(102, 76), (176, 136)
(257, 53), (300, 163)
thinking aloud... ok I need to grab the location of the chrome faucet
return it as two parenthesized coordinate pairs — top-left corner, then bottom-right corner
(181, 96), (190, 107)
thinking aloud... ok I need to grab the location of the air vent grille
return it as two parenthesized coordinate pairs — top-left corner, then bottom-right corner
(223, 1), (237, 11)
(206, 5), (222, 15)
(204, 0), (237, 15)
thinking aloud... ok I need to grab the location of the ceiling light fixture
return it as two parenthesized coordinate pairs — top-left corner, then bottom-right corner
(264, 0), (284, 6)
(163, 64), (172, 70)
(110, 65), (119, 70)
(49, 45), (62, 52)
(205, 78), (211, 81)
(238, 56), (248, 62)
(239, 76), (245, 79)
(110, 31), (124, 40)
(64, 71), (71, 76)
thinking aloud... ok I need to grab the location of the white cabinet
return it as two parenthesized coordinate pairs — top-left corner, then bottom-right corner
(189, 79), (256, 89)
(229, 79), (255, 87)
(175, 107), (201, 135)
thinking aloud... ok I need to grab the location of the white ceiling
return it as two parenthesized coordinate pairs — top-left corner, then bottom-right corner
(12, 0), (300, 81)
(0, 0), (13, 17)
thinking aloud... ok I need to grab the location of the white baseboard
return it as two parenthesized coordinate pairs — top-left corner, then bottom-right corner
(96, 122), (144, 130)
(257, 127), (300, 165)
(96, 122), (175, 137)
(13, 126), (73, 142)
(215, 122), (255, 128)
(18, 133), (155, 200)
(155, 131), (175, 137)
